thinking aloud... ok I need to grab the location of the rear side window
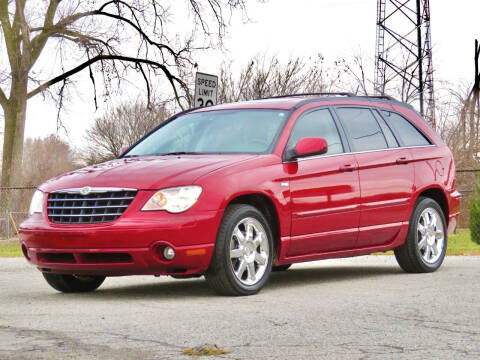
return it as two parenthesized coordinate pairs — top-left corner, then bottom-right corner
(288, 109), (343, 155)
(381, 111), (431, 146)
(336, 108), (388, 152)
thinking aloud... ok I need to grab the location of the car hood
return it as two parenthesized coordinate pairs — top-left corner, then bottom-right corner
(39, 154), (257, 192)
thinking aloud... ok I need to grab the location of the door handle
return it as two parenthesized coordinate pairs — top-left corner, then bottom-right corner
(339, 164), (357, 172)
(396, 157), (410, 165)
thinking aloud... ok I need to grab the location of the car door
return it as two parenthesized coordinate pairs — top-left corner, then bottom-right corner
(335, 107), (415, 247)
(285, 107), (361, 256)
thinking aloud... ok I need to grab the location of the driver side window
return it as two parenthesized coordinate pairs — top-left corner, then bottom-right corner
(288, 108), (344, 155)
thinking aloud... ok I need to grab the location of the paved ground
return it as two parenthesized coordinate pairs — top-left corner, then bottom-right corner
(0, 256), (479, 360)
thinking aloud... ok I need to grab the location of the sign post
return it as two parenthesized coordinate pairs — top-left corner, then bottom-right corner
(194, 72), (218, 108)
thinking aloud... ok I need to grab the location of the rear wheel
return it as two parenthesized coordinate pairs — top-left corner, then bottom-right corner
(394, 197), (447, 273)
(206, 204), (274, 296)
(43, 273), (106, 293)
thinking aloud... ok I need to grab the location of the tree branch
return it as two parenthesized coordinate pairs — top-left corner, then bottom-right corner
(52, 29), (117, 54)
(14, 0), (30, 57)
(0, 87), (7, 107)
(93, 10), (183, 60)
(28, 0), (63, 69)
(0, 0), (18, 67)
(137, 63), (151, 109)
(27, 55), (185, 109)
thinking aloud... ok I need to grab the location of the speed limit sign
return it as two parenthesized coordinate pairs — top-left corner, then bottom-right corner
(194, 72), (218, 108)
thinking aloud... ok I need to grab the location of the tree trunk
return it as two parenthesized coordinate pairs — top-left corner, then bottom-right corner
(469, 97), (476, 167)
(0, 80), (28, 210)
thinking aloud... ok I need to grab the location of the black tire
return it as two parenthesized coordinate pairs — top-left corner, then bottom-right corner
(206, 204), (274, 296)
(43, 273), (105, 293)
(272, 264), (291, 272)
(394, 197), (447, 273)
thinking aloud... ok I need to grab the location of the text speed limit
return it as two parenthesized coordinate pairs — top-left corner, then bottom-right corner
(194, 72), (218, 108)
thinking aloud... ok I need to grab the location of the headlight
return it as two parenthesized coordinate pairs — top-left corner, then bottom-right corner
(142, 186), (202, 213)
(29, 190), (44, 216)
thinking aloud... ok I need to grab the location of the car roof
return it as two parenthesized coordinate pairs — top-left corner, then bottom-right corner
(191, 93), (413, 113)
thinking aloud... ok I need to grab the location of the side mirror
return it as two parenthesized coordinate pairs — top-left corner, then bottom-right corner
(286, 137), (328, 161)
(119, 146), (129, 156)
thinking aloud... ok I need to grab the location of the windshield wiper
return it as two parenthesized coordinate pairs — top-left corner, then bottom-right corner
(122, 154), (140, 158)
(157, 151), (202, 156)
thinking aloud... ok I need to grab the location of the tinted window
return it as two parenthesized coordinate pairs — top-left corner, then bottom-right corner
(336, 108), (388, 151)
(288, 109), (343, 155)
(381, 111), (431, 146)
(127, 109), (288, 156)
(373, 110), (399, 148)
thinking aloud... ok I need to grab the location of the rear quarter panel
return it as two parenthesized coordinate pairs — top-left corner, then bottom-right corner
(390, 104), (458, 221)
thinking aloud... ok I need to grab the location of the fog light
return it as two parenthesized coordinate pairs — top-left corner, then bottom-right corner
(163, 246), (175, 260)
(21, 244), (30, 261)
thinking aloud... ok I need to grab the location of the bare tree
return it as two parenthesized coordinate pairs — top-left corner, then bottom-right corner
(0, 0), (246, 197)
(217, 54), (342, 103)
(14, 134), (76, 212)
(340, 51), (422, 103)
(82, 100), (169, 165)
(22, 134), (77, 186)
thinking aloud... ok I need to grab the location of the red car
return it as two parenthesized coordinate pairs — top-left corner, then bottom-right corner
(19, 94), (461, 296)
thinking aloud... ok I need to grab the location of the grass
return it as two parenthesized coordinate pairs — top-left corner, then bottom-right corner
(373, 228), (480, 256)
(0, 230), (479, 258)
(447, 229), (480, 255)
(0, 239), (22, 258)
(182, 345), (230, 356)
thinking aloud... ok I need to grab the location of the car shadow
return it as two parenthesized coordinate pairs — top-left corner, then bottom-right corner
(86, 278), (214, 299)
(265, 265), (403, 291)
(71, 264), (403, 300)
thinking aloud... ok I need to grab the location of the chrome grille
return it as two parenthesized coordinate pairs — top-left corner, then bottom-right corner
(48, 188), (137, 224)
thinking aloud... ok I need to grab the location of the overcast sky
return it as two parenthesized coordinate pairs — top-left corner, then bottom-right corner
(21, 0), (480, 148)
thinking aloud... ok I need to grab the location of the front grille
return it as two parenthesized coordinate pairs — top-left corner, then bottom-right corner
(48, 188), (137, 224)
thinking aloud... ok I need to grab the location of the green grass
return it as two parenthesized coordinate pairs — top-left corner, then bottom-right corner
(447, 229), (480, 255)
(0, 240), (22, 258)
(1, 229), (479, 258)
(373, 228), (480, 256)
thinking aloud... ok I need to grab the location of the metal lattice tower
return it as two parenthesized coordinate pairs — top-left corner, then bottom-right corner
(375, 0), (435, 127)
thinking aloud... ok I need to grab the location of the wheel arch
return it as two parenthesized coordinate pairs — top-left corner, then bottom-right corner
(415, 186), (449, 225)
(227, 192), (281, 259)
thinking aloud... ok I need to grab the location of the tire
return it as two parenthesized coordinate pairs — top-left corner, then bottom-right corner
(43, 273), (106, 293)
(206, 204), (274, 296)
(272, 264), (291, 272)
(394, 197), (447, 273)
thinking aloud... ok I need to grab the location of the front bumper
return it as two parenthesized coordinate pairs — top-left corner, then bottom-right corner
(19, 206), (223, 276)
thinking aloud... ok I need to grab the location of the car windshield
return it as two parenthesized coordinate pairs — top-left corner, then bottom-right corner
(125, 109), (288, 156)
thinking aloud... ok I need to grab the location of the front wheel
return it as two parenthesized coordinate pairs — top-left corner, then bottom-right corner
(43, 273), (106, 293)
(206, 204), (274, 296)
(394, 197), (447, 273)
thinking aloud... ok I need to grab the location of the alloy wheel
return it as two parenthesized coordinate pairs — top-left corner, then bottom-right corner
(417, 207), (445, 264)
(229, 217), (269, 286)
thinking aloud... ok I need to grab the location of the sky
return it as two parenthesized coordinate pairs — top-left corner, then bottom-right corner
(14, 0), (480, 148)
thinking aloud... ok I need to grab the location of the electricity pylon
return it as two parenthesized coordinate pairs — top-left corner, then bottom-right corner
(375, 0), (435, 126)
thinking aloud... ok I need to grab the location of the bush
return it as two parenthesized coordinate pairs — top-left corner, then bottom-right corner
(471, 179), (480, 244)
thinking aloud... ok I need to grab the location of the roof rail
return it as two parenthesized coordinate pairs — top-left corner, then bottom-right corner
(357, 95), (398, 101)
(256, 92), (355, 100)
(255, 93), (401, 102)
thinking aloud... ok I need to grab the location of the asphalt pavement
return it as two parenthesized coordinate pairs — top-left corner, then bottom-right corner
(0, 255), (479, 359)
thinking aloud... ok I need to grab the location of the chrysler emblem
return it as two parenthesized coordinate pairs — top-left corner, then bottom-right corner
(80, 186), (92, 195)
